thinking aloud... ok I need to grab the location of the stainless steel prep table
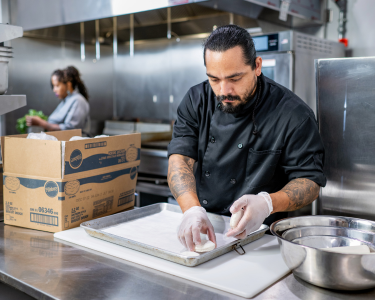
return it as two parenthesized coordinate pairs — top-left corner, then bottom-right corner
(1, 222), (375, 300)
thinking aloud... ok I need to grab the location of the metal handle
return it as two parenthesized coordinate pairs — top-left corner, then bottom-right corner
(232, 243), (246, 255)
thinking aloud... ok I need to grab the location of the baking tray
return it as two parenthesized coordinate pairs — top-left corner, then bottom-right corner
(80, 203), (268, 267)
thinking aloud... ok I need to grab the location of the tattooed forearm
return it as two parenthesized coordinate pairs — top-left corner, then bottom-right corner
(168, 154), (197, 200)
(281, 178), (320, 211)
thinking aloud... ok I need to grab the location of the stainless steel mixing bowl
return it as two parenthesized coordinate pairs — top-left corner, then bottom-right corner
(290, 235), (374, 251)
(271, 216), (375, 290)
(282, 226), (375, 243)
(282, 226), (375, 250)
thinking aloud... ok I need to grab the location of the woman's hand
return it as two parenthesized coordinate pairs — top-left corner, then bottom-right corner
(26, 116), (44, 127)
(25, 116), (60, 131)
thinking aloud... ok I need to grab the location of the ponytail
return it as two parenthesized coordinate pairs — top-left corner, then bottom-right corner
(64, 66), (89, 101)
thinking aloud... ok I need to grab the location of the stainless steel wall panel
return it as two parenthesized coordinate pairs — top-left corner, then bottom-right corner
(115, 37), (207, 121)
(169, 38), (207, 120)
(316, 57), (375, 220)
(294, 32), (345, 116)
(115, 40), (171, 121)
(6, 37), (113, 135)
(6, 38), (65, 133)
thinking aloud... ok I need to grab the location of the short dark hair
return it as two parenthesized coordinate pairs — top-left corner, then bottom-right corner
(203, 25), (257, 69)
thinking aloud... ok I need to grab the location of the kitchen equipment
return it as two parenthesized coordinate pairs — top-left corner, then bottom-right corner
(0, 46), (13, 52)
(282, 226), (375, 242)
(80, 203), (268, 267)
(271, 216), (375, 290)
(290, 235), (374, 250)
(103, 121), (171, 207)
(271, 215), (375, 236)
(103, 120), (172, 142)
(55, 227), (290, 299)
(0, 23), (27, 221)
(0, 56), (11, 95)
(316, 57), (375, 220)
(0, 53), (13, 57)
(282, 226), (375, 250)
(249, 31), (345, 116)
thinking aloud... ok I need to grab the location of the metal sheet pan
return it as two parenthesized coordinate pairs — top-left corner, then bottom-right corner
(80, 203), (268, 267)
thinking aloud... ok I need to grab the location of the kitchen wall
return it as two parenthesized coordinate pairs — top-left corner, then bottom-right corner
(6, 38), (114, 135)
(115, 37), (207, 122)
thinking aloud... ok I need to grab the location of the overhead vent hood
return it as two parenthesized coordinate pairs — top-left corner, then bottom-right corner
(10, 0), (209, 31)
(11, 0), (323, 32)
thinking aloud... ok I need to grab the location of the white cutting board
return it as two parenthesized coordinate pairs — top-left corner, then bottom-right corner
(54, 228), (290, 298)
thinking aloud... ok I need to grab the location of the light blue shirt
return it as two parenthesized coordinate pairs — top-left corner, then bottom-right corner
(48, 91), (90, 133)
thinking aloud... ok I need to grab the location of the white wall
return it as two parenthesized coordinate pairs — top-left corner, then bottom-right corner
(325, 0), (375, 57)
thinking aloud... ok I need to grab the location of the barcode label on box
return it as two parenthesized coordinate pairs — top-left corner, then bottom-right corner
(30, 213), (58, 226)
(118, 194), (134, 207)
(93, 196), (114, 218)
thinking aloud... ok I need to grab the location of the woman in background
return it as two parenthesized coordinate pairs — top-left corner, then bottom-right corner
(26, 66), (90, 134)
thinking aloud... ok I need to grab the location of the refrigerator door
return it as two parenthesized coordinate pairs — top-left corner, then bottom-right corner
(316, 57), (375, 219)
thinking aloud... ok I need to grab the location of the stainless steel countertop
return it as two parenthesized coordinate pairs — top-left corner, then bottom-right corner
(1, 222), (375, 300)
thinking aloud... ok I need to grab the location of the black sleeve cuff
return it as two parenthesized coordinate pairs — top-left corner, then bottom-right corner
(167, 136), (198, 161)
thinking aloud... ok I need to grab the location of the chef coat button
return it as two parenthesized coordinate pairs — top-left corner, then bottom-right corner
(230, 178), (236, 184)
(210, 136), (216, 143)
(238, 143), (243, 149)
(205, 171), (210, 177)
(203, 200), (208, 205)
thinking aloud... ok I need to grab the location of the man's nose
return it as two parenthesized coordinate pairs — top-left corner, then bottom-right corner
(220, 81), (233, 95)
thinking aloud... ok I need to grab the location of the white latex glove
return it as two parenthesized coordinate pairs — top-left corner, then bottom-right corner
(226, 192), (273, 239)
(178, 206), (217, 251)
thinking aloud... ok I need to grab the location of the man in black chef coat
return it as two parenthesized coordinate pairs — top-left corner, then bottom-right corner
(167, 25), (326, 251)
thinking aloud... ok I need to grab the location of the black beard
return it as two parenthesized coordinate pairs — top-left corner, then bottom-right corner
(217, 79), (258, 114)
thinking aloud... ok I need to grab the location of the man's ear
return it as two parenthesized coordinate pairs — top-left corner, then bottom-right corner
(255, 56), (262, 77)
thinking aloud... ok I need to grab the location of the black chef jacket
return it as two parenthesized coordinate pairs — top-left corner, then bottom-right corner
(168, 74), (326, 225)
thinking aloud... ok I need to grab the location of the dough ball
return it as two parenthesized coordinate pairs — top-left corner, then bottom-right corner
(194, 238), (216, 253)
(230, 209), (244, 229)
(181, 251), (200, 257)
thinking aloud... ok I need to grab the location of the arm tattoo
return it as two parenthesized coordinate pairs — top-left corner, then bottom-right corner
(168, 155), (196, 200)
(281, 178), (320, 211)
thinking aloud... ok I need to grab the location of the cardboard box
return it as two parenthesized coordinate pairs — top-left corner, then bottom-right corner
(2, 129), (141, 232)
(0, 162), (3, 214)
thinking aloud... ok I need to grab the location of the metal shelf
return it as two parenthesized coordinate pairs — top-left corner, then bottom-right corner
(0, 95), (26, 115)
(0, 23), (23, 43)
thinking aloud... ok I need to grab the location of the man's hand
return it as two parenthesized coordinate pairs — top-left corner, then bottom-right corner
(226, 193), (272, 239)
(178, 206), (217, 250)
(168, 154), (217, 248)
(227, 179), (320, 239)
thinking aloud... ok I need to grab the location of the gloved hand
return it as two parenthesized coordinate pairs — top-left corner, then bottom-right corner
(226, 192), (273, 239)
(178, 206), (217, 251)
